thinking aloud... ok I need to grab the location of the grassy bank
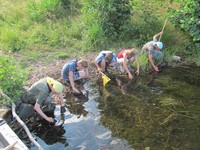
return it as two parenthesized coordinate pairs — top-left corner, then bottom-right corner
(0, 0), (199, 104)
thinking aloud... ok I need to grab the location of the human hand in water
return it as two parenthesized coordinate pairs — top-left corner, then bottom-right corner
(72, 87), (81, 94)
(46, 116), (54, 123)
(135, 69), (140, 75)
(154, 66), (159, 72)
(128, 73), (133, 80)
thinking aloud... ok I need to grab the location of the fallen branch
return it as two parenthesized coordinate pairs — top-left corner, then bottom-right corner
(0, 89), (43, 150)
(3, 141), (17, 150)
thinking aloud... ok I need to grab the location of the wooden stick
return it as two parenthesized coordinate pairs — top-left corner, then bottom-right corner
(3, 141), (17, 150)
(99, 71), (106, 76)
(0, 89), (43, 150)
(159, 17), (168, 41)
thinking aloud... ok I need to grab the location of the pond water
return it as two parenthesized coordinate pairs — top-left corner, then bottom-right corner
(20, 64), (200, 150)
(29, 81), (132, 150)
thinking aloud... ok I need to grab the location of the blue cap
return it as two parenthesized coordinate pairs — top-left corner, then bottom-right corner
(157, 42), (163, 49)
(153, 42), (163, 49)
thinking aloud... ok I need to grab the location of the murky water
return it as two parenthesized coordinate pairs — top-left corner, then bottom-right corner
(97, 64), (200, 150)
(16, 64), (200, 150)
(30, 81), (132, 150)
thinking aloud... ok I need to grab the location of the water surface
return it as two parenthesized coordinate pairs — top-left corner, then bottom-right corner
(29, 64), (200, 150)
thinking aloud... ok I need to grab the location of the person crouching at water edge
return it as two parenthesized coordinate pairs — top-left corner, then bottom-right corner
(117, 48), (140, 80)
(61, 59), (89, 94)
(94, 50), (117, 75)
(18, 77), (64, 123)
(141, 31), (164, 72)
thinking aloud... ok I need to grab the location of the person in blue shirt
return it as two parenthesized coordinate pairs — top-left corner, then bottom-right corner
(94, 50), (117, 74)
(141, 31), (164, 72)
(61, 59), (89, 93)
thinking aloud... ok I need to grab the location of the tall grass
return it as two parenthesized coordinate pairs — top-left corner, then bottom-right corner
(0, 0), (198, 67)
(0, 0), (82, 52)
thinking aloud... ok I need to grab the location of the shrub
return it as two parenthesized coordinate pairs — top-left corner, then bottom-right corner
(0, 54), (28, 104)
(26, 0), (62, 22)
(81, 0), (133, 50)
(170, 0), (200, 51)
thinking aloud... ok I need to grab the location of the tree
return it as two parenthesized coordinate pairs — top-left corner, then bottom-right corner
(170, 0), (200, 48)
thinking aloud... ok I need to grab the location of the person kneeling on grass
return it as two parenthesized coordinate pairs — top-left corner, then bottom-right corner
(117, 48), (140, 80)
(61, 59), (89, 94)
(18, 77), (64, 123)
(94, 50), (117, 75)
(141, 31), (164, 72)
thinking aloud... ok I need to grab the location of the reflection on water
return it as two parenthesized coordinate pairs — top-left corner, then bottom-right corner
(28, 64), (200, 150)
(98, 64), (200, 150)
(30, 81), (132, 150)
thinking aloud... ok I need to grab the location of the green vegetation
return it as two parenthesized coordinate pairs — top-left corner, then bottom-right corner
(0, 54), (28, 105)
(0, 0), (199, 102)
(169, 0), (200, 64)
(81, 0), (133, 49)
(1, 0), (199, 55)
(0, 1), (199, 149)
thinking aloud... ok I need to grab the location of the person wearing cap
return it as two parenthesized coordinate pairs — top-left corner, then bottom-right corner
(94, 50), (117, 74)
(61, 59), (89, 94)
(141, 31), (164, 72)
(19, 77), (64, 123)
(117, 48), (140, 80)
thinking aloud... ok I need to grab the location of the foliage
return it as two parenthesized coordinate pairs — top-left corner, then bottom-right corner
(169, 0), (200, 50)
(81, 0), (133, 50)
(130, 0), (167, 46)
(60, 0), (81, 10)
(0, 1), (27, 52)
(0, 27), (26, 51)
(26, 0), (62, 22)
(0, 0), (83, 52)
(0, 54), (28, 104)
(0, 0), (200, 66)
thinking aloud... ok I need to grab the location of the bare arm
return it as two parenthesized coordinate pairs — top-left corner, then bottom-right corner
(94, 60), (101, 72)
(85, 68), (89, 78)
(141, 43), (148, 54)
(57, 93), (64, 105)
(94, 59), (106, 72)
(34, 103), (54, 122)
(153, 31), (163, 41)
(123, 53), (133, 80)
(69, 71), (80, 93)
(148, 54), (159, 72)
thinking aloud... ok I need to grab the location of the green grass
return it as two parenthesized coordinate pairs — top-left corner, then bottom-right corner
(0, 0), (199, 67)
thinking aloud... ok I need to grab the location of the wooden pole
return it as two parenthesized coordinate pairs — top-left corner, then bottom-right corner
(3, 141), (17, 150)
(159, 17), (168, 41)
(0, 89), (43, 150)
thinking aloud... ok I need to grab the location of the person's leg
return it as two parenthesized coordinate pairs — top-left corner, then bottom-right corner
(21, 92), (35, 104)
(117, 58), (125, 73)
(127, 57), (135, 72)
(18, 103), (35, 119)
